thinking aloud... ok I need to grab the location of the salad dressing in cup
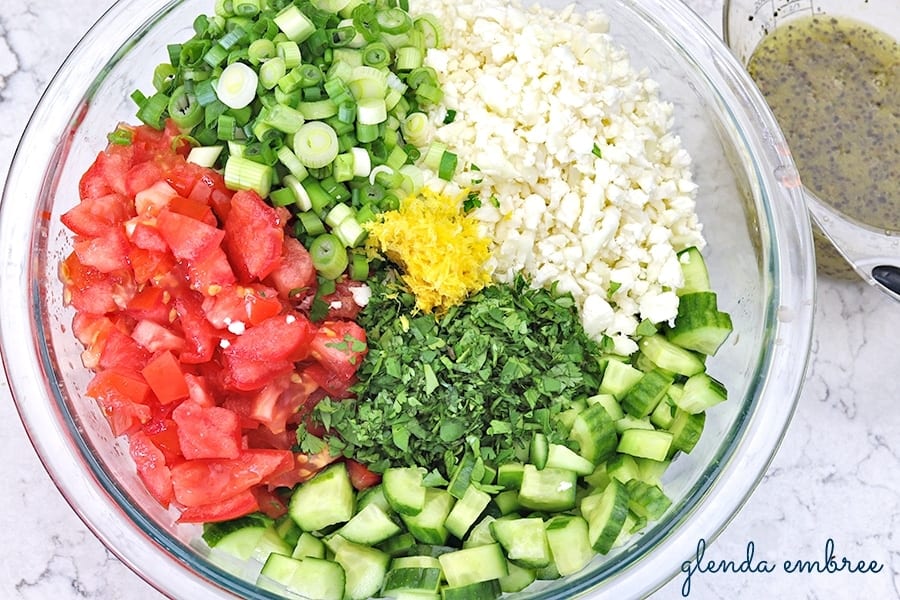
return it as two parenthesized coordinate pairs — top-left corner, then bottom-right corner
(724, 0), (900, 299)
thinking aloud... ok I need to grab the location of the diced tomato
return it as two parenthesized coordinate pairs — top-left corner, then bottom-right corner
(172, 400), (242, 460)
(223, 354), (294, 393)
(129, 430), (174, 508)
(141, 351), (189, 404)
(62, 193), (134, 237)
(224, 190), (284, 281)
(156, 208), (225, 262)
(86, 368), (152, 436)
(176, 488), (259, 524)
(247, 374), (318, 435)
(170, 449), (292, 507)
(183, 373), (216, 408)
(168, 196), (217, 227)
(125, 161), (165, 197)
(73, 228), (132, 273)
(85, 145), (134, 198)
(157, 153), (205, 198)
(128, 220), (169, 253)
(251, 487), (289, 519)
(185, 245), (236, 296)
(266, 236), (317, 302)
(225, 312), (316, 364)
(125, 286), (170, 324)
(61, 251), (135, 315)
(309, 320), (367, 381)
(174, 292), (220, 364)
(143, 417), (183, 465)
(131, 319), (185, 355)
(99, 328), (151, 372)
(346, 459), (381, 491)
(203, 284), (284, 329)
(189, 171), (231, 222)
(301, 362), (356, 399)
(134, 180), (179, 217)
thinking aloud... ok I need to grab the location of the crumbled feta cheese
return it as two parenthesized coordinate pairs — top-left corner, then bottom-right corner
(219, 339), (231, 349)
(414, 0), (704, 350)
(226, 320), (245, 335)
(285, 314), (296, 324)
(349, 284), (372, 307)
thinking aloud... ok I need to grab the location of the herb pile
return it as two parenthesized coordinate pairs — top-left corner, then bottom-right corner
(302, 272), (606, 474)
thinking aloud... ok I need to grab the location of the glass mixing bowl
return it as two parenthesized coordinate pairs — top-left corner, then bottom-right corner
(0, 0), (815, 597)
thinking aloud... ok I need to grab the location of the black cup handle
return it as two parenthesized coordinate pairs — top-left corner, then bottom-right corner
(872, 265), (900, 296)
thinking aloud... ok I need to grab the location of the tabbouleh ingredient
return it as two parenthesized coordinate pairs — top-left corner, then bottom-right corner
(364, 187), (492, 314)
(304, 272), (606, 474)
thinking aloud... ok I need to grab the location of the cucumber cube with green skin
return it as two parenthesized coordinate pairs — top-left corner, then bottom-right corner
(401, 488), (455, 545)
(621, 368), (674, 418)
(676, 246), (711, 295)
(334, 540), (391, 600)
(439, 579), (502, 600)
(617, 429), (674, 462)
(381, 566), (443, 595)
(496, 462), (525, 490)
(668, 292), (733, 355)
(498, 560), (536, 593)
(289, 462), (355, 531)
(288, 557), (346, 600)
(599, 359), (644, 399)
(625, 479), (672, 520)
(518, 465), (577, 512)
(582, 479), (629, 555)
(637, 335), (705, 377)
(384, 466), (428, 516)
(544, 515), (593, 576)
(545, 443), (595, 475)
(445, 485), (492, 539)
(292, 531), (326, 559)
(490, 517), (551, 569)
(336, 502), (402, 546)
(438, 543), (509, 587)
(675, 372), (728, 414)
(568, 404), (618, 464)
(668, 409), (706, 454)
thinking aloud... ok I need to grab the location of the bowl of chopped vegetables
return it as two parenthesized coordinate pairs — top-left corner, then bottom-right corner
(0, 0), (815, 597)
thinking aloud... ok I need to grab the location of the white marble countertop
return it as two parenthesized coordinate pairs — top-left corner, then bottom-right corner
(1, 0), (898, 598)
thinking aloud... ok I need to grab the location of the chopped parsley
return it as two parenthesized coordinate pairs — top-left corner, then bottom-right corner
(308, 272), (606, 475)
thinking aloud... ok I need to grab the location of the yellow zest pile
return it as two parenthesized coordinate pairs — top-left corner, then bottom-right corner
(365, 188), (492, 314)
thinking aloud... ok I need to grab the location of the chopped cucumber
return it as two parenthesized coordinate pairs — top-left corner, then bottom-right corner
(289, 462), (355, 531)
(381, 567), (442, 595)
(668, 292), (733, 355)
(490, 517), (551, 569)
(568, 404), (618, 464)
(638, 335), (705, 377)
(445, 485), (491, 539)
(625, 479), (672, 520)
(498, 560), (536, 593)
(668, 409), (706, 454)
(586, 393), (624, 420)
(463, 515), (497, 548)
(621, 368), (674, 418)
(439, 579), (501, 600)
(582, 479), (629, 555)
(544, 515), (593, 576)
(335, 540), (391, 600)
(496, 463), (524, 490)
(675, 372), (728, 414)
(292, 531), (326, 559)
(529, 432), (550, 470)
(336, 502), (402, 545)
(518, 465), (577, 512)
(599, 359), (644, 399)
(401, 488), (455, 545)
(438, 543), (508, 587)
(676, 246), (711, 294)
(545, 443), (595, 475)
(384, 467), (428, 516)
(617, 429), (674, 462)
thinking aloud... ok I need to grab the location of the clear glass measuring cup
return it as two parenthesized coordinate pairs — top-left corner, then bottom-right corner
(723, 0), (900, 301)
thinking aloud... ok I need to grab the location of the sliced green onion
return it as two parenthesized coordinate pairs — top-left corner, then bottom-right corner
(399, 163), (424, 194)
(312, 0), (353, 13)
(195, 79), (219, 106)
(334, 215), (367, 247)
(355, 121), (380, 143)
(187, 145), (224, 167)
(351, 4), (381, 43)
(443, 108), (457, 124)
(298, 210), (326, 236)
(259, 57), (287, 90)
(333, 152), (355, 182)
(264, 103), (306, 133)
(413, 14), (443, 48)
(385, 145), (408, 171)
(355, 204), (376, 223)
(325, 202), (354, 228)
(284, 174), (313, 210)
(328, 26), (358, 48)
(362, 42), (391, 68)
(395, 46), (422, 71)
(336, 18), (366, 48)
(233, 0), (260, 17)
(153, 64), (177, 93)
(204, 44), (229, 68)
(401, 111), (430, 146)
(309, 233), (349, 279)
(337, 100), (357, 123)
(320, 175), (351, 202)
(422, 141), (445, 170)
(297, 99), (338, 120)
(375, 8), (412, 34)
(269, 186), (297, 207)
(248, 38), (276, 64)
(438, 150), (458, 180)
(332, 47), (363, 67)
(136, 92), (170, 129)
(168, 86), (204, 129)
(217, 114), (238, 140)
(107, 127), (134, 146)
(350, 147), (372, 177)
(224, 155), (273, 196)
(356, 97), (387, 125)
(294, 121), (339, 168)
(349, 252), (369, 281)
(216, 62), (258, 109)
(277, 145), (310, 179)
(347, 65), (387, 99)
(228, 140), (246, 157)
(276, 41), (302, 68)
(274, 5), (316, 43)
(415, 82), (443, 106)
